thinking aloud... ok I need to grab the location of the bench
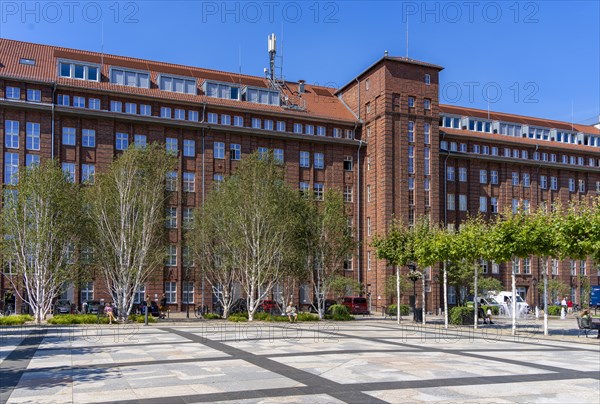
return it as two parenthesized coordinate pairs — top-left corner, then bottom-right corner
(576, 317), (600, 337)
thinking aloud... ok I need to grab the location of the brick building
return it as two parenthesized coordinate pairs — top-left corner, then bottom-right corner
(1, 38), (599, 313)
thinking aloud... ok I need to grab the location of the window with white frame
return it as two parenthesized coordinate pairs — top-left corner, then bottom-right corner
(165, 206), (177, 228)
(110, 68), (150, 88)
(367, 185), (371, 202)
(343, 256), (353, 271)
(540, 175), (547, 189)
(57, 94), (70, 106)
(182, 207), (194, 229)
(424, 99), (431, 110)
(479, 196), (487, 212)
(174, 109), (185, 120)
(458, 167), (467, 182)
(570, 260), (576, 276)
(408, 96), (415, 107)
(166, 171), (177, 191)
(89, 98), (100, 110)
(221, 114), (231, 125)
(183, 172), (195, 192)
(183, 139), (195, 157)
(299, 181), (309, 195)
(183, 281), (194, 304)
(492, 261), (500, 274)
(160, 75), (196, 94)
(424, 147), (430, 175)
(408, 146), (414, 174)
(26, 154), (40, 167)
(252, 118), (262, 129)
(233, 116), (244, 127)
(579, 260), (586, 275)
(568, 178), (575, 192)
(73, 96), (85, 108)
(264, 120), (274, 130)
(550, 259), (559, 275)
(578, 179), (585, 193)
(25, 122), (40, 150)
(424, 123), (430, 144)
(110, 100), (122, 112)
(523, 173), (530, 187)
(134, 134), (147, 149)
(63, 127), (76, 146)
(58, 60), (99, 81)
(214, 142), (225, 159)
(523, 257), (531, 274)
(62, 163), (75, 183)
(27, 89), (41, 102)
(367, 217), (371, 236)
(4, 120), (19, 149)
(425, 73), (431, 85)
(133, 285), (145, 304)
(490, 170), (498, 184)
(204, 81), (239, 99)
(81, 282), (94, 302)
(166, 245), (177, 266)
(230, 144), (241, 160)
(459, 194), (467, 211)
(512, 257), (520, 274)
(317, 126), (326, 136)
(447, 166), (455, 181)
(490, 197), (498, 213)
(479, 170), (487, 184)
(550, 176), (558, 190)
(314, 183), (324, 201)
(512, 199), (519, 213)
(160, 107), (172, 118)
(273, 148), (284, 163)
(244, 86), (280, 105)
(82, 164), (95, 184)
(166, 138), (178, 155)
(188, 110), (198, 121)
(408, 121), (415, 142)
(306, 125), (314, 135)
(276, 121), (286, 131)
(343, 185), (353, 202)
(447, 194), (455, 211)
(204, 112), (216, 123)
(333, 128), (342, 138)
(165, 281), (177, 303)
(512, 172), (519, 186)
(314, 152), (324, 169)
(294, 123), (303, 133)
(300, 151), (310, 168)
(213, 174), (224, 190)
(258, 147), (268, 160)
(115, 132), (128, 150)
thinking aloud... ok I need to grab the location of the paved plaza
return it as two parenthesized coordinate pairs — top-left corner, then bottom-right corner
(1, 317), (599, 404)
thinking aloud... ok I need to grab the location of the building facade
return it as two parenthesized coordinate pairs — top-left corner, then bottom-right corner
(1, 38), (599, 313)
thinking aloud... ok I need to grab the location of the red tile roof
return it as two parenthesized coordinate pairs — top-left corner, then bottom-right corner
(0, 38), (358, 124)
(441, 127), (600, 154)
(440, 104), (600, 136)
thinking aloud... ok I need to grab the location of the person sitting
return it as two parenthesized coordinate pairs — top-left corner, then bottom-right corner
(485, 308), (494, 324)
(286, 302), (298, 323)
(580, 309), (599, 339)
(104, 302), (117, 324)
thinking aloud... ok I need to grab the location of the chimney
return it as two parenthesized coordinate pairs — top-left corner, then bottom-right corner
(298, 80), (305, 94)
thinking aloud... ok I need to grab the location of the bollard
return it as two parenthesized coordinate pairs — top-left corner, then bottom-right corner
(560, 307), (566, 320)
(535, 306), (539, 319)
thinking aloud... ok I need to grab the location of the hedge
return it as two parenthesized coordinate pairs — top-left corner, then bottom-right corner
(386, 304), (410, 316)
(0, 314), (33, 325)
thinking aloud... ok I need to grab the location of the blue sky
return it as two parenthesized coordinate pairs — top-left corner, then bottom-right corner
(1, 1), (598, 124)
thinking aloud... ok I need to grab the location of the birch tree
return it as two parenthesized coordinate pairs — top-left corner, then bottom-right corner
(1, 161), (84, 323)
(301, 190), (355, 319)
(85, 144), (175, 320)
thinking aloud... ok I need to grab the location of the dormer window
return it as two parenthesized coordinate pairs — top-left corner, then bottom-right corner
(203, 81), (240, 100)
(58, 60), (99, 81)
(243, 86), (280, 106)
(110, 68), (150, 88)
(159, 75), (196, 94)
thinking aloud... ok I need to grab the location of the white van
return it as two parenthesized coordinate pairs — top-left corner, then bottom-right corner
(486, 291), (529, 318)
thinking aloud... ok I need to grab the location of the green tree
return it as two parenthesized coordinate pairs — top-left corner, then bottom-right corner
(329, 275), (362, 298)
(538, 278), (569, 305)
(1, 161), (85, 323)
(86, 144), (176, 319)
(300, 190), (355, 319)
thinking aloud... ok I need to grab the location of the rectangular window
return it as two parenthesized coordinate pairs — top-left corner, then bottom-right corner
(5, 120), (19, 149)
(188, 110), (199, 121)
(80, 282), (94, 302)
(214, 142), (225, 159)
(165, 281), (177, 303)
(25, 122), (40, 151)
(73, 96), (85, 108)
(408, 121), (415, 142)
(134, 134), (147, 149)
(447, 166), (455, 181)
(569, 178), (575, 192)
(492, 262), (500, 274)
(294, 123), (303, 133)
(343, 185), (353, 202)
(4, 152), (18, 185)
(447, 194), (455, 211)
(62, 127), (76, 146)
(160, 107), (172, 118)
(166, 137), (178, 155)
(133, 285), (145, 304)
(299, 181), (309, 195)
(578, 179), (585, 193)
(490, 197), (498, 213)
(306, 125), (315, 135)
(424, 99), (431, 110)
(333, 128), (342, 138)
(26, 154), (40, 167)
(26, 89), (41, 102)
(183, 281), (194, 304)
(512, 172), (519, 186)
(551, 259), (559, 275)
(479, 170), (487, 184)
(258, 147), (269, 161)
(459, 194), (467, 211)
(300, 151), (310, 168)
(62, 163), (75, 183)
(221, 114), (231, 125)
(110, 100), (122, 113)
(540, 175), (547, 189)
(344, 156), (353, 171)
(570, 260), (576, 276)
(57, 94), (70, 106)
(88, 98), (100, 110)
(408, 96), (415, 108)
(479, 196), (487, 212)
(424, 123), (430, 144)
(317, 126), (326, 136)
(110, 68), (150, 88)
(182, 208), (194, 229)
(263, 120), (274, 130)
(460, 143), (467, 152)
(459, 167), (467, 182)
(491, 147), (498, 156)
(115, 132), (128, 150)
(490, 170), (498, 185)
(213, 174), (224, 190)
(273, 149), (284, 163)
(314, 183), (324, 201)
(512, 199), (519, 213)
(425, 74), (431, 85)
(367, 217), (372, 236)
(234, 116), (244, 127)
(183, 172), (195, 192)
(160, 75), (196, 95)
(204, 81), (239, 99)
(121, 102), (135, 114)
(252, 118), (262, 129)
(230, 144), (241, 160)
(367, 185), (371, 202)
(512, 258), (520, 274)
(183, 139), (195, 157)
(79, 128), (95, 147)
(550, 177), (558, 190)
(165, 207), (177, 228)
(58, 61), (99, 81)
(523, 173), (530, 187)
(424, 147), (430, 175)
(276, 121), (286, 132)
(166, 171), (177, 192)
(314, 152), (324, 169)
(81, 164), (95, 184)
(408, 146), (414, 174)
(207, 113), (218, 124)
(136, 104), (150, 116)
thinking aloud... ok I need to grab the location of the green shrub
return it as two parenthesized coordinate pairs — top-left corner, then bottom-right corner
(329, 304), (350, 317)
(203, 313), (221, 320)
(0, 314), (33, 325)
(450, 306), (474, 325)
(48, 314), (108, 324)
(386, 304), (410, 316)
(253, 312), (270, 321)
(480, 305), (499, 315)
(127, 314), (157, 323)
(325, 313), (355, 321)
(296, 313), (320, 321)
(228, 314), (248, 322)
(547, 305), (562, 316)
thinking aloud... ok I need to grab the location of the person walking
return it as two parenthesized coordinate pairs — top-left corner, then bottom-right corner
(159, 293), (167, 319)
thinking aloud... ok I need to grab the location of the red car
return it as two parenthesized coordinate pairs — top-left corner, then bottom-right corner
(342, 296), (369, 315)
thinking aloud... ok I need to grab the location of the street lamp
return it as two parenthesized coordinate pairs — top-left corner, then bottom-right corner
(407, 264), (422, 321)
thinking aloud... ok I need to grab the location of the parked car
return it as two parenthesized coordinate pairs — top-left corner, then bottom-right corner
(310, 299), (337, 314)
(54, 300), (71, 315)
(342, 296), (369, 315)
(87, 300), (102, 314)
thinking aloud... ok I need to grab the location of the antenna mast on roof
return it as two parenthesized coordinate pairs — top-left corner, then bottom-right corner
(406, 15), (409, 58)
(265, 33), (305, 111)
(100, 22), (105, 70)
